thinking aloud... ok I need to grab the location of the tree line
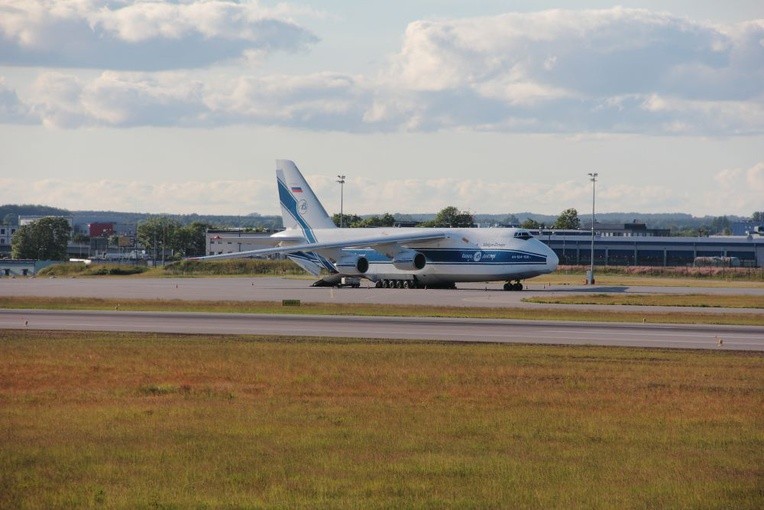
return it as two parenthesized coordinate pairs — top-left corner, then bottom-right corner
(8, 209), (763, 261)
(10, 217), (215, 261)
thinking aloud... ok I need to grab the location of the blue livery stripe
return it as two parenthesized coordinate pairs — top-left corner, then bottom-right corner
(341, 248), (546, 266)
(291, 251), (336, 273)
(278, 178), (317, 244)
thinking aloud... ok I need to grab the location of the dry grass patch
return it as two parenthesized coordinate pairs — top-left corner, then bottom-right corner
(525, 293), (764, 308)
(1, 330), (762, 509)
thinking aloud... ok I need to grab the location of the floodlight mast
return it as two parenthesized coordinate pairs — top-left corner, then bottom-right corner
(336, 175), (346, 228)
(587, 172), (598, 285)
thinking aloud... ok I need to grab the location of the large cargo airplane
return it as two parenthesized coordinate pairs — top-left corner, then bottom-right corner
(195, 160), (559, 290)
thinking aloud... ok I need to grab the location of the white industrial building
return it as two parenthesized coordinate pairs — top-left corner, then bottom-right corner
(206, 230), (280, 257)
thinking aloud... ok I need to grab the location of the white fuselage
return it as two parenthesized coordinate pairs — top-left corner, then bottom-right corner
(273, 226), (559, 284)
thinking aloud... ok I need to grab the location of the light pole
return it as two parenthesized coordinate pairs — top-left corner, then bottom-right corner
(587, 172), (598, 285)
(337, 175), (346, 227)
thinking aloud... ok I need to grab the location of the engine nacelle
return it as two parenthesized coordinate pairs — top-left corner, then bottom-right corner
(392, 250), (426, 271)
(335, 254), (369, 275)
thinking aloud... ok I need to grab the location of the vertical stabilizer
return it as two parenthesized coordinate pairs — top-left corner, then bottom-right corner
(276, 160), (336, 242)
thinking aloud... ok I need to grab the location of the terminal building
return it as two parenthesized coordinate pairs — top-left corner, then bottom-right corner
(534, 230), (764, 267)
(202, 228), (764, 268)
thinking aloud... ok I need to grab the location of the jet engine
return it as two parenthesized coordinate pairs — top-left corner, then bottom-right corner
(392, 250), (426, 271)
(335, 254), (369, 275)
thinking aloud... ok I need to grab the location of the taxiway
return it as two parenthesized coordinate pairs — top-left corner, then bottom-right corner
(2, 309), (762, 351)
(2, 276), (762, 350)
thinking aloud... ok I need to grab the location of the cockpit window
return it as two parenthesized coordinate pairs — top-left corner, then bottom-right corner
(513, 230), (533, 240)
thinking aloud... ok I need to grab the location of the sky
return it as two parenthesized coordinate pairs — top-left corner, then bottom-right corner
(0, 0), (762, 218)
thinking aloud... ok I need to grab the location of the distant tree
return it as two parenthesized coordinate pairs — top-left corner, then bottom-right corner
(553, 208), (581, 230)
(332, 213), (363, 227)
(672, 228), (698, 237)
(710, 216), (730, 235)
(0, 204), (69, 223)
(420, 206), (474, 228)
(2, 213), (16, 226)
(137, 216), (182, 259)
(521, 218), (541, 229)
(177, 221), (212, 257)
(752, 212), (764, 223)
(11, 217), (71, 260)
(502, 214), (520, 225)
(359, 213), (396, 227)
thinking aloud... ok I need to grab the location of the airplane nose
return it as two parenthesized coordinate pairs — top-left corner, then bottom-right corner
(547, 246), (559, 270)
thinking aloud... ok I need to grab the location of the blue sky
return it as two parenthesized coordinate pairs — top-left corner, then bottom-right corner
(1, 1), (762, 218)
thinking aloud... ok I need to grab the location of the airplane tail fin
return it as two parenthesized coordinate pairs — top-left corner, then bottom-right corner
(276, 160), (336, 240)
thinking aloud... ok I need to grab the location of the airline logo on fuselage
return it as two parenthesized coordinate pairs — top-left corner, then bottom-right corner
(460, 251), (495, 262)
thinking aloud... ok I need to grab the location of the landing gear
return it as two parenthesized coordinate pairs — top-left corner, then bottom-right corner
(503, 281), (523, 291)
(376, 278), (423, 289)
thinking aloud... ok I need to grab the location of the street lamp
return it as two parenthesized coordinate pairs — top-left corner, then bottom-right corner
(587, 172), (598, 285)
(337, 175), (346, 227)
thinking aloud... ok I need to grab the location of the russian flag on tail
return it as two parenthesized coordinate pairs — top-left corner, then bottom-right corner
(291, 186), (303, 193)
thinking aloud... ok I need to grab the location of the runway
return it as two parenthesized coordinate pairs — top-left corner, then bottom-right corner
(2, 309), (762, 351)
(3, 276), (764, 313)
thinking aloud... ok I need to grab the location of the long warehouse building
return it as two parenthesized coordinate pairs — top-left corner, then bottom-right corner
(204, 229), (764, 268)
(535, 231), (764, 267)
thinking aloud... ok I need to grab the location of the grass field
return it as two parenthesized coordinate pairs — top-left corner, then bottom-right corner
(524, 293), (764, 309)
(1, 330), (762, 509)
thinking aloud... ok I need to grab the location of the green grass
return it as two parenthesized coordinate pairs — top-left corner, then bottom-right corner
(524, 293), (764, 309)
(37, 262), (150, 277)
(2, 295), (762, 326)
(162, 258), (309, 276)
(557, 264), (764, 282)
(38, 259), (311, 278)
(1, 330), (762, 508)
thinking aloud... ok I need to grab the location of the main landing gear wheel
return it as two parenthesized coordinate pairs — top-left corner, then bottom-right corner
(503, 281), (523, 291)
(377, 279), (420, 289)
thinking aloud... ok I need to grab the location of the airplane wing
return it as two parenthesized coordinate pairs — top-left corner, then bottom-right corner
(190, 231), (449, 261)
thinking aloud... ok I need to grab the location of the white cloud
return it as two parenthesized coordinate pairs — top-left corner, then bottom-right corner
(20, 70), (372, 128)
(709, 162), (764, 215)
(373, 8), (764, 134)
(0, 0), (318, 70)
(747, 162), (764, 191)
(28, 72), (91, 128)
(0, 177), (275, 215)
(0, 77), (30, 123)
(306, 176), (712, 217)
(2, 158), (761, 216)
(1, 6), (762, 135)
